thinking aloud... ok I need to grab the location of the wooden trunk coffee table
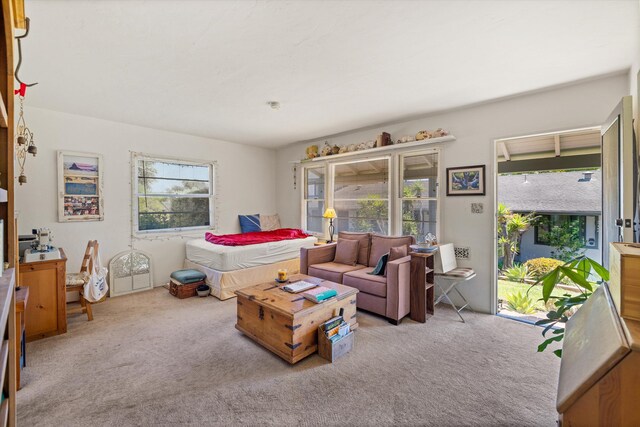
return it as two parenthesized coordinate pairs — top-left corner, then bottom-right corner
(235, 274), (358, 364)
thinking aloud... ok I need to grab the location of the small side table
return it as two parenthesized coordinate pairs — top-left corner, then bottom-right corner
(15, 286), (29, 390)
(409, 252), (435, 323)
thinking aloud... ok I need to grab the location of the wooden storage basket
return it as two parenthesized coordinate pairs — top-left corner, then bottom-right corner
(317, 327), (354, 362)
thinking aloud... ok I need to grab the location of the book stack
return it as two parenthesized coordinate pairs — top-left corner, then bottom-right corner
(321, 315), (351, 343)
(302, 285), (338, 303)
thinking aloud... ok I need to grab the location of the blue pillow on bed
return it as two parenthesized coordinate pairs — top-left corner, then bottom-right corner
(239, 214), (261, 233)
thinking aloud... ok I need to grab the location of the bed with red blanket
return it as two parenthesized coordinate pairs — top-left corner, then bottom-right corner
(184, 229), (317, 300)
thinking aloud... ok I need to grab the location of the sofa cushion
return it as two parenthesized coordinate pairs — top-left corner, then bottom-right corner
(338, 231), (371, 266)
(334, 239), (359, 266)
(343, 267), (387, 297)
(369, 235), (414, 267)
(389, 245), (408, 262)
(308, 262), (366, 284)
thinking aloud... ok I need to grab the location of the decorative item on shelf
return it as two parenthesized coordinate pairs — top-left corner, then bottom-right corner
(376, 132), (391, 147)
(305, 145), (318, 159)
(331, 144), (340, 155)
(365, 140), (376, 149)
(323, 208), (337, 243)
(432, 128), (449, 137)
(320, 141), (332, 156)
(397, 135), (415, 144)
(416, 130), (432, 141)
(338, 145), (348, 154)
(347, 144), (356, 152)
(355, 142), (366, 151)
(446, 164), (486, 196)
(15, 84), (36, 185)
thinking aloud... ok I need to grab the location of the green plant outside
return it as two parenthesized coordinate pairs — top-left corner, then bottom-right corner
(505, 290), (537, 314)
(524, 257), (565, 279)
(503, 263), (531, 282)
(498, 280), (579, 311)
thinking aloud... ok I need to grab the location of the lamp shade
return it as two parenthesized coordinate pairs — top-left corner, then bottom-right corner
(322, 208), (337, 219)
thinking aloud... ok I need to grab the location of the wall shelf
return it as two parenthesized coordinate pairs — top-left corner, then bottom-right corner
(293, 135), (455, 164)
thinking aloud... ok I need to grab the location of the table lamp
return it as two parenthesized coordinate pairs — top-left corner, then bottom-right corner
(323, 208), (337, 243)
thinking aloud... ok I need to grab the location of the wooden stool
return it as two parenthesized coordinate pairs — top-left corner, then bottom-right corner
(66, 240), (98, 321)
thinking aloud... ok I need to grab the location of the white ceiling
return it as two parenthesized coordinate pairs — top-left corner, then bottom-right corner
(22, 0), (639, 148)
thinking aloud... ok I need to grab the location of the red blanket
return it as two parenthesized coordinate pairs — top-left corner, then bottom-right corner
(205, 228), (311, 246)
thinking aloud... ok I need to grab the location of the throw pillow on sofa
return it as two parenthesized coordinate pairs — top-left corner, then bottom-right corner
(389, 245), (408, 261)
(369, 253), (389, 276)
(334, 239), (359, 266)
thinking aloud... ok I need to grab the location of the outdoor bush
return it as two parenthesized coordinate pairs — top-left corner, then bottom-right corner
(506, 291), (536, 314)
(524, 258), (564, 279)
(504, 263), (531, 282)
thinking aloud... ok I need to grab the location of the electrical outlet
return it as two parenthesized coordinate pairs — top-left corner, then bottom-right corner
(471, 203), (483, 214)
(454, 246), (470, 260)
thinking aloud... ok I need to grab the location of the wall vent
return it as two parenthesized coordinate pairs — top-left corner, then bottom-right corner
(454, 247), (470, 260)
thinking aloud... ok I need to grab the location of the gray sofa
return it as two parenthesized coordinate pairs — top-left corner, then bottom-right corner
(300, 231), (415, 324)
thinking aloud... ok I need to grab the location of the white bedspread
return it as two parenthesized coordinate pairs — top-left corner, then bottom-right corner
(185, 236), (317, 271)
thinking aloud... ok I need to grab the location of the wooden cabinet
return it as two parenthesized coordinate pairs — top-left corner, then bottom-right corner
(18, 249), (67, 341)
(557, 245), (640, 425)
(609, 242), (640, 320)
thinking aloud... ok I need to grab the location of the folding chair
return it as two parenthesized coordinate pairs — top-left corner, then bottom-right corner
(434, 243), (476, 322)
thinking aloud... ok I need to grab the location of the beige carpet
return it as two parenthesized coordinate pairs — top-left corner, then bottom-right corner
(17, 288), (560, 426)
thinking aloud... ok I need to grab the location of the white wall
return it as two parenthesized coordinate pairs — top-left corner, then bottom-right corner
(15, 107), (277, 285)
(275, 73), (629, 314)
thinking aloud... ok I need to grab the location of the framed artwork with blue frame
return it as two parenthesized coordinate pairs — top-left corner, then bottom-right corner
(446, 164), (485, 196)
(58, 150), (105, 221)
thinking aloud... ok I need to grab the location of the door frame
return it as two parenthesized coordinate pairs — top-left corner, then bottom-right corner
(492, 126), (603, 315)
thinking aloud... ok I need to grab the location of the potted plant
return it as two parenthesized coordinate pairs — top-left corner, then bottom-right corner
(530, 256), (609, 357)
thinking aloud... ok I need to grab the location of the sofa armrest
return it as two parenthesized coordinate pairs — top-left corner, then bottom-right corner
(387, 255), (411, 267)
(300, 243), (337, 275)
(385, 255), (412, 321)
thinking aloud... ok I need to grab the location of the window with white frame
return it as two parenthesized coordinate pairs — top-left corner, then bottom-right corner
(333, 158), (390, 234)
(400, 152), (439, 241)
(134, 155), (215, 232)
(303, 166), (326, 234)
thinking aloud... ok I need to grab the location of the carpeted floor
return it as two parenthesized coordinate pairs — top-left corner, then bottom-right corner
(17, 288), (559, 426)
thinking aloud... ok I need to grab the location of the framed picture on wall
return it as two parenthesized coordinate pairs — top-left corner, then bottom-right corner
(446, 164), (486, 196)
(57, 151), (104, 222)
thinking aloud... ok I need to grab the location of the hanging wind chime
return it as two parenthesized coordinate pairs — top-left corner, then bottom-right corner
(15, 85), (36, 185)
(14, 17), (38, 185)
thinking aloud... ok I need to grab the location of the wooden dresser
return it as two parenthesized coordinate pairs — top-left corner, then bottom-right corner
(18, 249), (67, 341)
